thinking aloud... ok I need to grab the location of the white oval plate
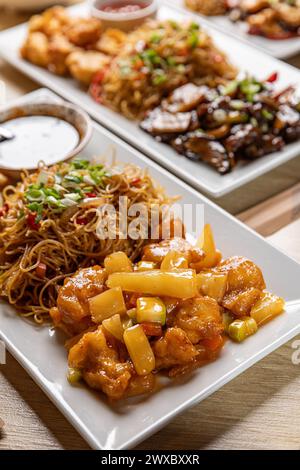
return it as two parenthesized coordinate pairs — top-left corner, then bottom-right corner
(1, 89), (300, 450)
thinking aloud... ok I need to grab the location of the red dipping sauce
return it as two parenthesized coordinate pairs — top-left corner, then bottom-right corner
(100, 1), (150, 14)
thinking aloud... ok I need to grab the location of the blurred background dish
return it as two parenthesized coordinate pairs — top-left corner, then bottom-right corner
(0, 0), (82, 12)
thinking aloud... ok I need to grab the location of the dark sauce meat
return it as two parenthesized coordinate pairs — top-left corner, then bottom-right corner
(140, 76), (300, 174)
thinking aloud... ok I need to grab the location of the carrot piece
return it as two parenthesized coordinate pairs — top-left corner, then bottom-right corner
(140, 322), (163, 337)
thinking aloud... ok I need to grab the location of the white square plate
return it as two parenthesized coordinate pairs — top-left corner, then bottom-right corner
(167, 0), (300, 59)
(0, 3), (299, 197)
(1, 89), (300, 450)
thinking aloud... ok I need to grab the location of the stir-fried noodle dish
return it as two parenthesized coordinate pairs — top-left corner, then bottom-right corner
(0, 159), (172, 322)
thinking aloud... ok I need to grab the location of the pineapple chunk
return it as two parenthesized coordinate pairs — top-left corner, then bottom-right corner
(197, 271), (228, 303)
(250, 292), (285, 326)
(107, 270), (198, 299)
(123, 325), (155, 375)
(161, 250), (188, 270)
(102, 314), (124, 341)
(222, 287), (262, 317)
(104, 251), (133, 275)
(194, 224), (222, 270)
(89, 286), (126, 323)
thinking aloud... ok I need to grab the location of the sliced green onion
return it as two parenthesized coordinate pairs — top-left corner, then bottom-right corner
(36, 170), (50, 186)
(71, 159), (89, 170)
(150, 33), (162, 44)
(26, 189), (45, 202)
(230, 99), (244, 110)
(250, 117), (259, 127)
(152, 70), (167, 86)
(64, 174), (83, 184)
(222, 80), (238, 96)
(65, 192), (82, 202)
(61, 198), (77, 207)
(187, 31), (199, 49)
(262, 109), (274, 121)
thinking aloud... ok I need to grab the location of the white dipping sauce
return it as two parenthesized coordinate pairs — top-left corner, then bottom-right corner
(0, 115), (79, 170)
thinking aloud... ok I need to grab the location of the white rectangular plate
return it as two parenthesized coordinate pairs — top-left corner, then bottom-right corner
(1, 88), (300, 450)
(166, 0), (300, 59)
(0, 3), (300, 197)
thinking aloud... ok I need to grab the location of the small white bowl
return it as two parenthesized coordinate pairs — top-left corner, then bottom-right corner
(90, 0), (158, 31)
(0, 101), (92, 174)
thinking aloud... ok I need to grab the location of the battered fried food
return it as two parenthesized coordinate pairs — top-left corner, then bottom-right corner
(67, 50), (110, 85)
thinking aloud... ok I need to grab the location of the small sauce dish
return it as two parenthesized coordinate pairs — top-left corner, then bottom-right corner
(0, 101), (92, 175)
(90, 0), (158, 31)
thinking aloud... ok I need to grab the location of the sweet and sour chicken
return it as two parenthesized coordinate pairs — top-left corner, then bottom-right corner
(50, 225), (285, 401)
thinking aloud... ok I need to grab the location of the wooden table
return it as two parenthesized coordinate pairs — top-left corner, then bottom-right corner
(1, 9), (300, 451)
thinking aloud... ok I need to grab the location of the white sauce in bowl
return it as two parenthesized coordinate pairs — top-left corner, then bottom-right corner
(0, 115), (80, 170)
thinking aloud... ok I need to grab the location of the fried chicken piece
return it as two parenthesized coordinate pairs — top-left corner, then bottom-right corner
(240, 0), (270, 14)
(67, 50), (110, 85)
(185, 0), (228, 15)
(247, 8), (283, 37)
(218, 256), (266, 292)
(50, 266), (107, 336)
(169, 296), (223, 344)
(20, 32), (49, 68)
(68, 326), (155, 400)
(222, 287), (262, 317)
(217, 256), (266, 317)
(28, 6), (71, 37)
(48, 34), (75, 75)
(152, 327), (199, 370)
(96, 28), (127, 56)
(65, 18), (102, 47)
(275, 3), (300, 29)
(142, 237), (204, 266)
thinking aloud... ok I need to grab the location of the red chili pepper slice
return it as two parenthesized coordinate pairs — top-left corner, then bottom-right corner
(27, 213), (40, 231)
(36, 262), (47, 279)
(131, 178), (141, 186)
(266, 72), (278, 83)
(86, 192), (97, 198)
(76, 216), (88, 225)
(0, 203), (9, 217)
(90, 67), (109, 104)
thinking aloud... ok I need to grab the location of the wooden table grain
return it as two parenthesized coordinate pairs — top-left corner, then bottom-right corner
(0, 9), (300, 451)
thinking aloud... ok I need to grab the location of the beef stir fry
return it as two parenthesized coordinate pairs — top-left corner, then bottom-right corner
(140, 75), (300, 174)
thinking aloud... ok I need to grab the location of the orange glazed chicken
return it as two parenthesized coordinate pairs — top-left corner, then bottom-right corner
(50, 225), (285, 401)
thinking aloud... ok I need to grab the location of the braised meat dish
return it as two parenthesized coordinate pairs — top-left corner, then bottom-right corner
(140, 75), (300, 174)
